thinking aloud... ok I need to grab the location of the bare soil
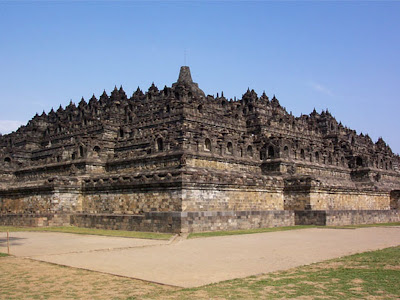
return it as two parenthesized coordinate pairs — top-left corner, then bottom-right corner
(1, 226), (399, 288)
(0, 256), (176, 300)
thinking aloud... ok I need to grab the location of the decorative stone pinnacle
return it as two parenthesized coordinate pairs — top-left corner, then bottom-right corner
(172, 66), (205, 98)
(177, 66), (193, 84)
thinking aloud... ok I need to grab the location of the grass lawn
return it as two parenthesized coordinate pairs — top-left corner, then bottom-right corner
(0, 225), (173, 240)
(327, 222), (400, 229)
(1, 222), (398, 240)
(187, 224), (317, 239)
(1, 245), (399, 299)
(0, 252), (8, 257)
(141, 246), (400, 299)
(188, 222), (400, 239)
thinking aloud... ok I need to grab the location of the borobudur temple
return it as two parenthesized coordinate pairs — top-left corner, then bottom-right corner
(0, 66), (399, 233)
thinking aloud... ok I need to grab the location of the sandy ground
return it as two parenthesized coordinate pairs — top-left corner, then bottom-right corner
(1, 227), (399, 288)
(0, 231), (169, 256)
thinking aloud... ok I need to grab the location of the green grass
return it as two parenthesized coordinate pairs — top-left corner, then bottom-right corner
(1, 241), (399, 299)
(1, 222), (398, 241)
(0, 252), (9, 257)
(188, 225), (317, 239)
(0, 225), (173, 240)
(141, 246), (400, 299)
(188, 222), (400, 239)
(325, 222), (400, 229)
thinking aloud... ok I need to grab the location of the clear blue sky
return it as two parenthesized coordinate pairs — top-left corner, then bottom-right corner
(0, 1), (399, 154)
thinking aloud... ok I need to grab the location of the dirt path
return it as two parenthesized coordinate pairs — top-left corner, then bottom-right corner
(2, 227), (400, 288)
(0, 231), (169, 256)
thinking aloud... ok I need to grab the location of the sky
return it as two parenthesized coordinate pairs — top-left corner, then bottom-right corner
(0, 1), (399, 154)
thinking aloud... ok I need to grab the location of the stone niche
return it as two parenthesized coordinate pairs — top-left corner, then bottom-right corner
(391, 190), (400, 209)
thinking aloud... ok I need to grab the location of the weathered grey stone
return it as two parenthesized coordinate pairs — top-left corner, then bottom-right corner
(0, 67), (399, 232)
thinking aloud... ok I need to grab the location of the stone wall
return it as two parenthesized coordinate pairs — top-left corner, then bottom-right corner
(181, 210), (294, 233)
(295, 210), (400, 226)
(0, 213), (70, 227)
(70, 210), (294, 233)
(284, 177), (391, 211)
(0, 193), (54, 214)
(81, 189), (182, 214)
(182, 187), (284, 211)
(309, 190), (390, 210)
(187, 157), (260, 174)
(284, 190), (310, 210)
(107, 155), (181, 174)
(0, 209), (398, 232)
(325, 210), (400, 226)
(295, 164), (352, 184)
(71, 212), (182, 233)
(294, 211), (327, 225)
(0, 186), (80, 214)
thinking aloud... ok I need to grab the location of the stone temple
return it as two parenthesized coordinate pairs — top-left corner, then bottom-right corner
(0, 67), (399, 233)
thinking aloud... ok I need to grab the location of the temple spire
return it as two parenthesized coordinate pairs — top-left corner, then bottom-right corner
(172, 66), (205, 98)
(177, 66), (193, 84)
